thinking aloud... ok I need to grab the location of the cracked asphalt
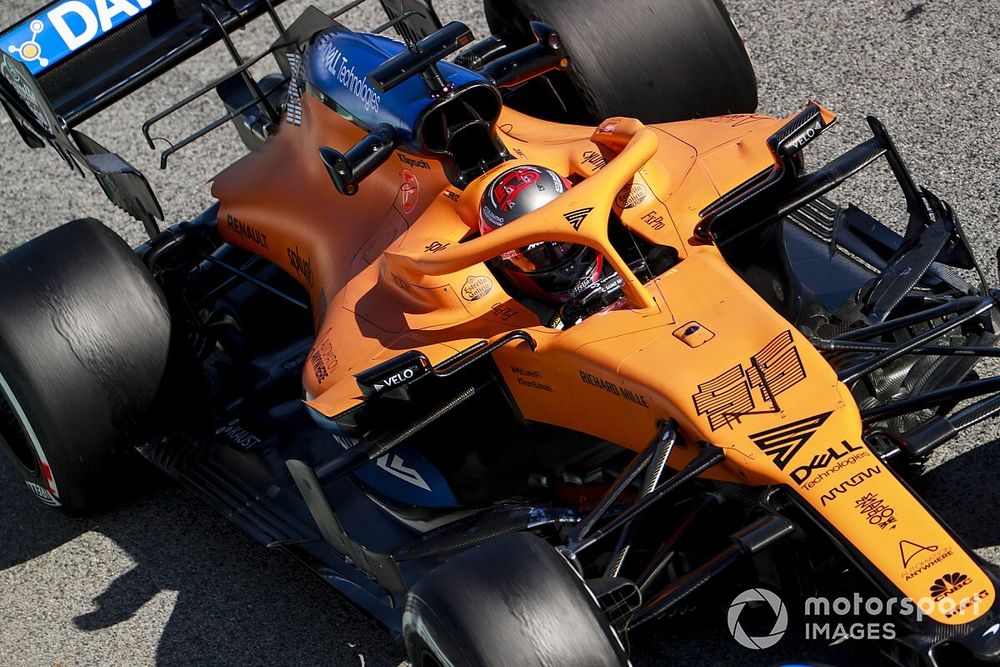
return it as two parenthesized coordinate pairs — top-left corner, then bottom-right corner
(0, 0), (998, 665)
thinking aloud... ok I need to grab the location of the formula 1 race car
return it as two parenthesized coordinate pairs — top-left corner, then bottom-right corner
(1, 0), (999, 665)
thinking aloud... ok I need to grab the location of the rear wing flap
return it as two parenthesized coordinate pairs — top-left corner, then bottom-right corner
(2, 0), (292, 126)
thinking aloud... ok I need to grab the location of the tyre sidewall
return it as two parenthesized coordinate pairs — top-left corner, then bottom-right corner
(0, 351), (64, 507)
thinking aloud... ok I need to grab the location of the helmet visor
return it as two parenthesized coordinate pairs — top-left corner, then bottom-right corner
(501, 241), (581, 274)
(500, 244), (601, 302)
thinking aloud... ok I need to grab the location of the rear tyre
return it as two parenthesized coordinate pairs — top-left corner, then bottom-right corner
(0, 219), (171, 514)
(485, 0), (758, 124)
(403, 532), (628, 666)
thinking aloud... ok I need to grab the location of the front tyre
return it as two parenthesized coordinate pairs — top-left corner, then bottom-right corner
(403, 532), (628, 666)
(0, 219), (171, 514)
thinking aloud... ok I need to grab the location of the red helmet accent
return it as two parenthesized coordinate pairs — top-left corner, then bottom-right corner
(490, 166), (541, 213)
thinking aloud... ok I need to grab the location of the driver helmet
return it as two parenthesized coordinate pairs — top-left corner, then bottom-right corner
(479, 165), (602, 303)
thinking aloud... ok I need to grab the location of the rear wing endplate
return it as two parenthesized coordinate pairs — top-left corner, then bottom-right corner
(0, 51), (163, 235)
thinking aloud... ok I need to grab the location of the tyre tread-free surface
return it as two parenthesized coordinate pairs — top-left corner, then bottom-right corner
(485, 0), (758, 124)
(403, 531), (627, 666)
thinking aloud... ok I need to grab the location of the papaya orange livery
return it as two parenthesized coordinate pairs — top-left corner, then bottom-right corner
(202, 6), (1000, 647)
(213, 84), (997, 629)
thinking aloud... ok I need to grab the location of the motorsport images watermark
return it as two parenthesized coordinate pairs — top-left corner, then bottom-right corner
(726, 585), (991, 649)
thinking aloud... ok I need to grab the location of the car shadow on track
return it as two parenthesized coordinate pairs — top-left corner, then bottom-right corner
(0, 458), (93, 572)
(4, 433), (999, 667)
(0, 455), (407, 666)
(630, 434), (1000, 667)
(915, 434), (1000, 551)
(626, 575), (894, 666)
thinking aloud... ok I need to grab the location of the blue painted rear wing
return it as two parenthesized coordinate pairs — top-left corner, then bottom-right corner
(0, 0), (289, 125)
(1, 0), (160, 77)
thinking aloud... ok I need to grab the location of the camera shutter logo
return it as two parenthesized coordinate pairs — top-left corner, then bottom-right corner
(727, 588), (788, 649)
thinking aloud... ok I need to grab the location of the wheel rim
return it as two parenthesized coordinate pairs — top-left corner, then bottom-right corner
(0, 387), (38, 474)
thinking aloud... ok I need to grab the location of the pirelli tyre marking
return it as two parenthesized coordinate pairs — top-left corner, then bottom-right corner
(0, 367), (60, 506)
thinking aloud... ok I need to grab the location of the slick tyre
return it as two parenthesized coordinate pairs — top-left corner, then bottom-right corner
(485, 0), (758, 124)
(403, 532), (628, 667)
(0, 219), (171, 514)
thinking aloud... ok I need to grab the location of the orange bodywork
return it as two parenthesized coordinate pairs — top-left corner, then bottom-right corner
(211, 92), (993, 624)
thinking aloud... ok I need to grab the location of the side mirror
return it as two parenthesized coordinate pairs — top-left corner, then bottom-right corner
(319, 124), (398, 196)
(479, 22), (569, 88)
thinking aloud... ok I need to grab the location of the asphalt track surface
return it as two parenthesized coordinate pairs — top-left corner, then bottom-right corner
(0, 0), (998, 665)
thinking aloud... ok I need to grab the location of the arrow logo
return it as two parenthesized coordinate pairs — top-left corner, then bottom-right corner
(748, 411), (832, 471)
(900, 540), (939, 569)
(376, 454), (431, 491)
(564, 207), (594, 231)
